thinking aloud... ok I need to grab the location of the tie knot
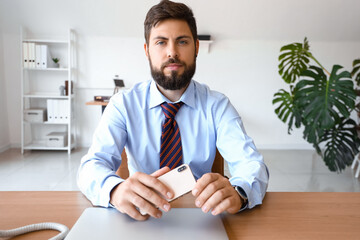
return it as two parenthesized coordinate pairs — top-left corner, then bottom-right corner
(161, 102), (183, 119)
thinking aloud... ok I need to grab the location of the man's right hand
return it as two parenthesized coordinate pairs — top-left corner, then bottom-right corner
(110, 167), (174, 221)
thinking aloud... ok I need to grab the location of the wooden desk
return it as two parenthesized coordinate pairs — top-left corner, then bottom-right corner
(86, 101), (109, 113)
(1, 192), (359, 239)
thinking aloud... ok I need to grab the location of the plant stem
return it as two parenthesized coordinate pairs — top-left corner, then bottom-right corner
(309, 53), (331, 76)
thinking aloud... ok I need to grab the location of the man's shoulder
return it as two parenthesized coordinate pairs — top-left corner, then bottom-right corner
(193, 80), (228, 103)
(108, 80), (151, 111)
(125, 80), (151, 95)
(193, 80), (239, 121)
(112, 80), (151, 99)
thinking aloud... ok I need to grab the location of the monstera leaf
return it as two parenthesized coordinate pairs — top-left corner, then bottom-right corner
(352, 59), (360, 86)
(302, 120), (323, 154)
(273, 89), (302, 133)
(320, 118), (360, 172)
(295, 65), (356, 130)
(274, 38), (360, 172)
(278, 38), (311, 84)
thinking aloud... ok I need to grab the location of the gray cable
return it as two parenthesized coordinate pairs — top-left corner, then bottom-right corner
(0, 222), (69, 240)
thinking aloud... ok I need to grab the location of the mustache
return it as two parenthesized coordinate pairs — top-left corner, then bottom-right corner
(161, 58), (185, 70)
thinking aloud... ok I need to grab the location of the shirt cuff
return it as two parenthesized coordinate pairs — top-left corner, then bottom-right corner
(229, 177), (253, 208)
(101, 176), (124, 208)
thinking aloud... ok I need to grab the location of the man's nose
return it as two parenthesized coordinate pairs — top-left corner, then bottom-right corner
(167, 43), (178, 58)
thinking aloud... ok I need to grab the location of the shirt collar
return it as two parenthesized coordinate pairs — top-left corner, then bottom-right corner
(149, 80), (196, 109)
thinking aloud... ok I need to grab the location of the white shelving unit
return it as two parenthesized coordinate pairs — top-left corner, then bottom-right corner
(20, 28), (76, 154)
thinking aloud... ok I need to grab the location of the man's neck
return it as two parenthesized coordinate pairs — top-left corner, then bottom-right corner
(156, 82), (190, 102)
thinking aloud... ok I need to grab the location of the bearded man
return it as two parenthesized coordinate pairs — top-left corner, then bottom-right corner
(78, 0), (269, 221)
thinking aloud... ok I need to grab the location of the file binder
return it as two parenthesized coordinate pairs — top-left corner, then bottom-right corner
(47, 100), (70, 123)
(41, 45), (48, 69)
(35, 45), (42, 68)
(47, 99), (54, 122)
(23, 42), (29, 68)
(28, 43), (36, 68)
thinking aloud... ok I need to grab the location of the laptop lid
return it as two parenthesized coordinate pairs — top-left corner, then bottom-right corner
(65, 207), (229, 240)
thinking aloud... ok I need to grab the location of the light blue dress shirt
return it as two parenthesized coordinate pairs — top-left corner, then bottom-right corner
(77, 80), (269, 209)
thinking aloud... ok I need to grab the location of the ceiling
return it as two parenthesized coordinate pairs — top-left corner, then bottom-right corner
(0, 0), (360, 42)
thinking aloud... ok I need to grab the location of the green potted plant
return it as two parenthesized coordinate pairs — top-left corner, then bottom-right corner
(273, 37), (360, 172)
(52, 58), (60, 68)
(351, 59), (360, 86)
(351, 59), (360, 131)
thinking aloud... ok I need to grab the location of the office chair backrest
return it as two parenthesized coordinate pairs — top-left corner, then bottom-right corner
(116, 150), (130, 179)
(116, 149), (224, 179)
(212, 149), (224, 176)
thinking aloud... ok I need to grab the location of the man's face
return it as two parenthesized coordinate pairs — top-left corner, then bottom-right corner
(145, 19), (199, 90)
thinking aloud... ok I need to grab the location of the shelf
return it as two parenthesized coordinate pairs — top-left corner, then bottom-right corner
(23, 67), (69, 72)
(24, 140), (75, 151)
(199, 40), (214, 53)
(24, 121), (70, 125)
(23, 93), (74, 99)
(23, 39), (68, 44)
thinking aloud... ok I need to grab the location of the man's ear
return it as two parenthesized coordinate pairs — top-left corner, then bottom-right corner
(195, 39), (199, 57)
(144, 43), (149, 58)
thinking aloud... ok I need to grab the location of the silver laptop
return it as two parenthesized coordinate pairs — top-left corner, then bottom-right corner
(65, 207), (229, 240)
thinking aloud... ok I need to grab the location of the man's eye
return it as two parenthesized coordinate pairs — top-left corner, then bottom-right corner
(179, 40), (188, 45)
(156, 41), (165, 45)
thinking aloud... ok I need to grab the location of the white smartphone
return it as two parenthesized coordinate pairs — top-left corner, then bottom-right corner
(157, 164), (196, 202)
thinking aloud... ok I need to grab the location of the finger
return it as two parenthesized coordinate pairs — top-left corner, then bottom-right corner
(194, 177), (226, 209)
(110, 175), (165, 220)
(136, 172), (174, 200)
(128, 191), (165, 219)
(131, 178), (171, 213)
(114, 195), (150, 221)
(211, 195), (241, 215)
(192, 173), (219, 197)
(201, 187), (231, 213)
(151, 166), (171, 178)
(122, 203), (150, 221)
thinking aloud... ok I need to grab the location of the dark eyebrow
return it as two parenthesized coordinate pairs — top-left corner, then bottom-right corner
(152, 35), (192, 41)
(176, 35), (192, 40)
(153, 36), (168, 41)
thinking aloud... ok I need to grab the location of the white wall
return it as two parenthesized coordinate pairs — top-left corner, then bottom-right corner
(1, 0), (360, 150)
(2, 33), (21, 149)
(0, 30), (10, 152)
(197, 40), (360, 149)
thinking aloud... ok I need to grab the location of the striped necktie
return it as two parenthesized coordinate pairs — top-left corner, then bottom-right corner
(160, 102), (184, 169)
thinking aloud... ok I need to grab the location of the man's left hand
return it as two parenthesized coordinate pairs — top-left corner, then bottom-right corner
(192, 173), (242, 215)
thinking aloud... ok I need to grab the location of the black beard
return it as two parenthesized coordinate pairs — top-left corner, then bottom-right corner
(149, 57), (196, 90)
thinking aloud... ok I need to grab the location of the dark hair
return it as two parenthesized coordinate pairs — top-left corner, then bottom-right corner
(144, 0), (197, 46)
